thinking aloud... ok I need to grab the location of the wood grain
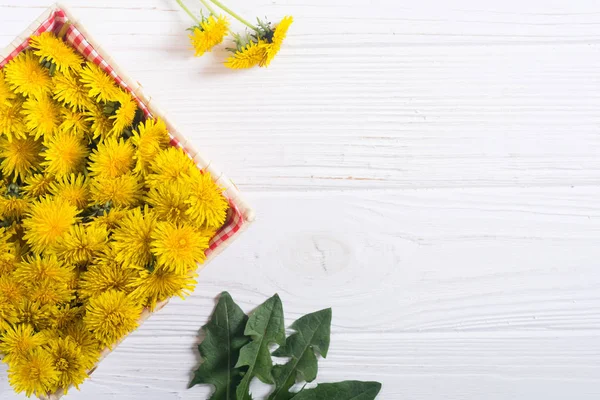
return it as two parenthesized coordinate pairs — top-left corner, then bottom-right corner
(2, 0), (600, 399)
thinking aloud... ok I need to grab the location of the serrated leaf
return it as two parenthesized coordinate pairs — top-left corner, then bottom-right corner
(291, 381), (382, 400)
(189, 292), (249, 400)
(235, 294), (285, 400)
(268, 308), (332, 400)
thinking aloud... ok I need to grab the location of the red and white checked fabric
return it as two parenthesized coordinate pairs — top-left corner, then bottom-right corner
(0, 8), (244, 256)
(0, 10), (68, 68)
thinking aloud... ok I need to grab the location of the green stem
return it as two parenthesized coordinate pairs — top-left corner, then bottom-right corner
(176, 0), (201, 25)
(197, 0), (218, 16)
(206, 0), (258, 30)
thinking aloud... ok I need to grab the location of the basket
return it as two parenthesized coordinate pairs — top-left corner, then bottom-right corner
(0, 3), (255, 399)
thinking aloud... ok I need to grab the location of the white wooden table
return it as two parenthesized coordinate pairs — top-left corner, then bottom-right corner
(2, 0), (600, 399)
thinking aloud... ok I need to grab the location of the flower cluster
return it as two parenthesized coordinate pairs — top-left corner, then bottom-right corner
(0, 32), (229, 397)
(177, 0), (293, 69)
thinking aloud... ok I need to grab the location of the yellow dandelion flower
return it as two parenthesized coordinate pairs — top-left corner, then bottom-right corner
(109, 90), (137, 136)
(260, 16), (293, 67)
(23, 173), (54, 199)
(84, 103), (113, 140)
(22, 196), (79, 254)
(0, 195), (30, 220)
(60, 108), (90, 137)
(41, 131), (89, 177)
(189, 14), (230, 56)
(14, 255), (74, 306)
(8, 347), (58, 397)
(51, 305), (82, 330)
(53, 224), (107, 265)
(0, 98), (27, 142)
(86, 206), (127, 231)
(79, 247), (140, 299)
(90, 173), (143, 208)
(146, 146), (196, 188)
(53, 72), (93, 111)
(0, 256), (17, 276)
(151, 221), (210, 274)
(184, 169), (229, 228)
(129, 265), (197, 311)
(83, 290), (143, 349)
(28, 281), (73, 306)
(0, 136), (43, 180)
(0, 324), (47, 364)
(60, 321), (100, 355)
(22, 95), (61, 139)
(225, 39), (267, 69)
(130, 118), (170, 175)
(112, 206), (156, 268)
(79, 61), (121, 103)
(29, 32), (83, 75)
(13, 299), (55, 331)
(3, 51), (52, 98)
(0, 69), (15, 107)
(0, 301), (18, 331)
(14, 254), (74, 284)
(88, 137), (134, 178)
(47, 336), (94, 392)
(0, 228), (18, 274)
(48, 174), (89, 210)
(145, 181), (192, 225)
(0, 274), (24, 305)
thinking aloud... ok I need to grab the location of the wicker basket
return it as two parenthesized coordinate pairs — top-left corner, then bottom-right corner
(0, 3), (255, 399)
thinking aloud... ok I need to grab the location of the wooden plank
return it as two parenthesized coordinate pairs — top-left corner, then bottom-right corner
(1, 0), (600, 399)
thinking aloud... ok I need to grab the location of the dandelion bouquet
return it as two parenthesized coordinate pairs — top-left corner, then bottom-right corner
(0, 5), (252, 399)
(176, 0), (293, 69)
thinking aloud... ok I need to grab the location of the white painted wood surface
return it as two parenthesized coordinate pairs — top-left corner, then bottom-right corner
(2, 0), (600, 398)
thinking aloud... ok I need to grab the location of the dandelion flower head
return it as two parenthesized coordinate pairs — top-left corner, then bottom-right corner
(7, 347), (58, 397)
(184, 169), (229, 228)
(261, 16), (294, 67)
(0, 70), (15, 107)
(131, 117), (170, 175)
(0, 99), (27, 142)
(47, 336), (96, 392)
(0, 324), (47, 364)
(189, 14), (230, 57)
(109, 90), (137, 136)
(225, 39), (267, 70)
(79, 61), (120, 102)
(29, 32), (84, 75)
(53, 72), (93, 111)
(151, 221), (210, 274)
(129, 266), (197, 311)
(3, 51), (52, 98)
(60, 108), (90, 137)
(0, 136), (43, 181)
(83, 290), (142, 349)
(48, 173), (90, 210)
(52, 224), (107, 266)
(22, 196), (79, 254)
(79, 246), (140, 300)
(22, 95), (61, 139)
(112, 206), (156, 268)
(90, 173), (143, 208)
(88, 137), (134, 178)
(41, 131), (89, 177)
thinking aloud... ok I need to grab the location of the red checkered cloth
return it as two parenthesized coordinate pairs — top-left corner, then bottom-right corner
(0, 9), (244, 256)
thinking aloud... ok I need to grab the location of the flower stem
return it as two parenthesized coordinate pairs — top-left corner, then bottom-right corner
(176, 0), (201, 25)
(198, 0), (218, 16)
(206, 0), (258, 31)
